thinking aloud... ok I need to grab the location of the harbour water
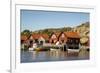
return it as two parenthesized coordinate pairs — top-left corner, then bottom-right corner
(21, 49), (89, 63)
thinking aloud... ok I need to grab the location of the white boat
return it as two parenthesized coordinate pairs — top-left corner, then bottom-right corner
(67, 49), (80, 53)
(29, 47), (34, 51)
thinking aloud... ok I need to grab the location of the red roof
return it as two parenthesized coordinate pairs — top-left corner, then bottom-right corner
(22, 32), (80, 41)
(64, 32), (80, 38)
(41, 34), (49, 40)
(21, 35), (28, 41)
(31, 33), (49, 40)
(52, 32), (80, 39)
(31, 33), (40, 39)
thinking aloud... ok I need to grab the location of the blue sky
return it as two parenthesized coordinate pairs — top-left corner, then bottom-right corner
(21, 10), (89, 32)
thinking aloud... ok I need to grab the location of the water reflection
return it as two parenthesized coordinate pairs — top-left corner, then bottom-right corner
(21, 49), (89, 63)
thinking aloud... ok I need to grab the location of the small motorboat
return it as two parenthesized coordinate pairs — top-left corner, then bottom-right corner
(34, 47), (49, 51)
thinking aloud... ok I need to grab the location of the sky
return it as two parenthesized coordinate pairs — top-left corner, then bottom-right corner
(21, 10), (89, 32)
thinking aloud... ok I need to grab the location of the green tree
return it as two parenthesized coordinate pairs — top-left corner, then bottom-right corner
(21, 29), (31, 37)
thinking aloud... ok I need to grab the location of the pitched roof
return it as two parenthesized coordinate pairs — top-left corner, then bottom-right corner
(41, 34), (49, 40)
(55, 32), (61, 38)
(50, 32), (80, 39)
(50, 32), (61, 38)
(21, 35), (28, 41)
(31, 33), (40, 39)
(64, 32), (80, 38)
(31, 33), (49, 40)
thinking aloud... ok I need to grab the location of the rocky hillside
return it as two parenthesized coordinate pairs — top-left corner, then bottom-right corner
(33, 22), (89, 37)
(73, 22), (89, 37)
(34, 27), (73, 36)
(73, 22), (89, 44)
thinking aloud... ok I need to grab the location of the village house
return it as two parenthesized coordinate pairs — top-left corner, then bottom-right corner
(29, 33), (49, 46)
(64, 32), (80, 49)
(49, 32), (60, 44)
(58, 32), (67, 44)
(21, 31), (80, 50)
(21, 35), (29, 50)
(49, 31), (80, 49)
(38, 34), (49, 45)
